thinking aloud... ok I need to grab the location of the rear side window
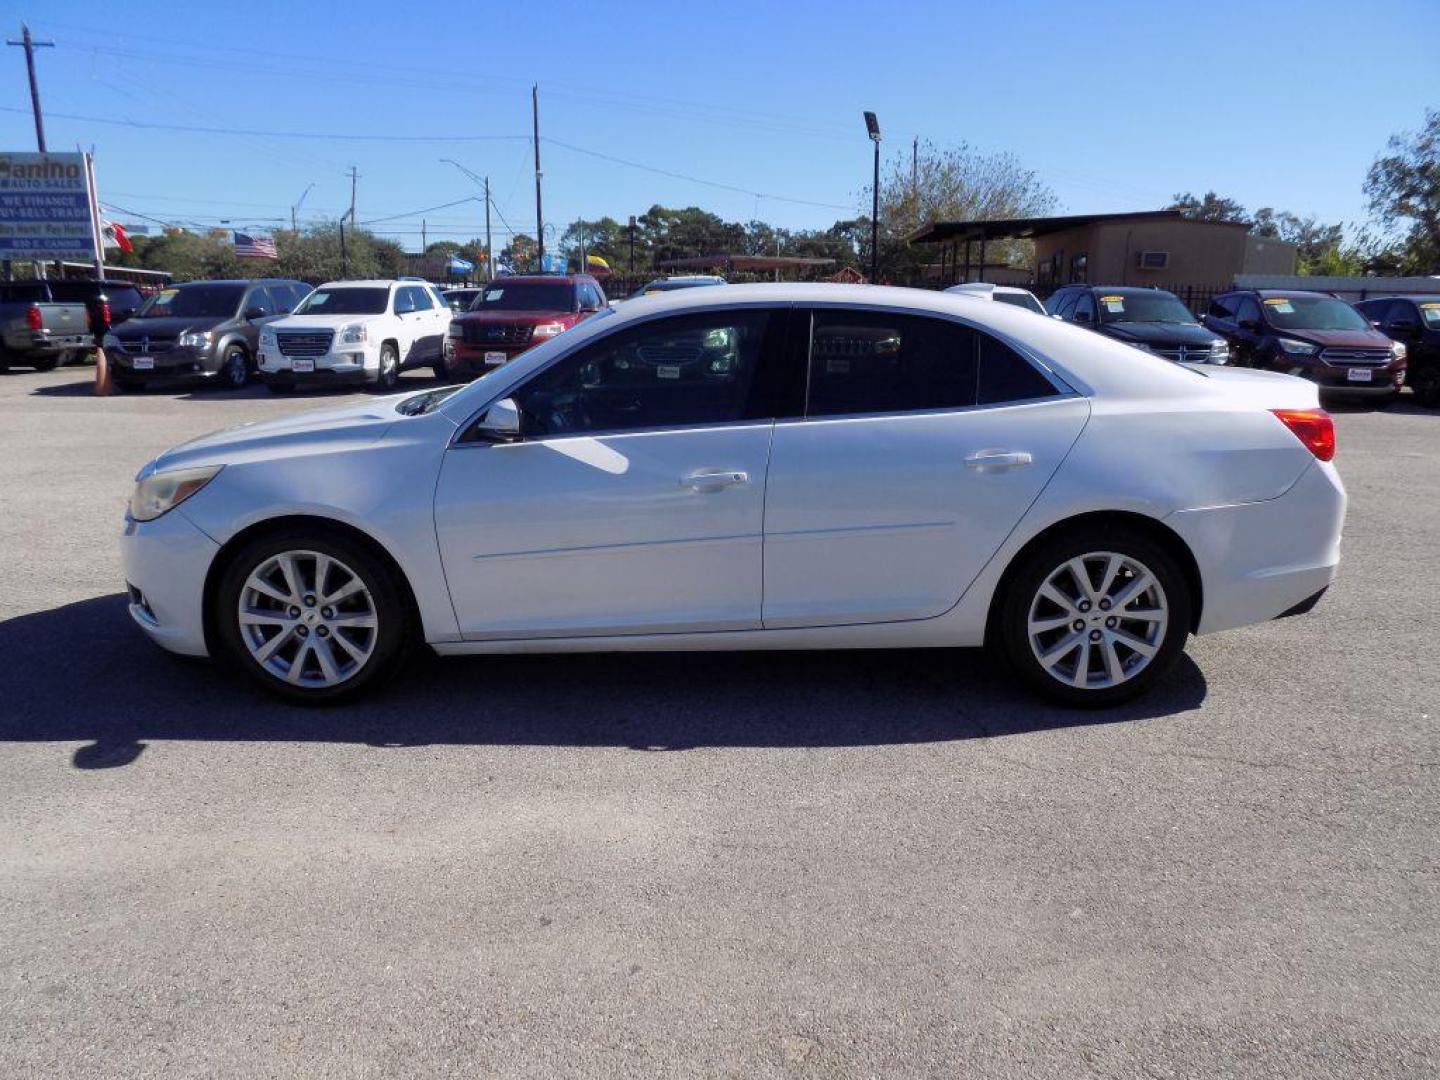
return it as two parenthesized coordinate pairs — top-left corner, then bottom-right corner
(805, 311), (978, 417)
(977, 335), (1060, 405)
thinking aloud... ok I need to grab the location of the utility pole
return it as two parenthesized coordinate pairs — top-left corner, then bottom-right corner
(7, 24), (53, 152)
(532, 84), (544, 267)
(863, 112), (881, 284)
(340, 219), (348, 278)
(484, 176), (492, 283)
(421, 219), (427, 253)
(628, 216), (636, 280)
(347, 166), (359, 228)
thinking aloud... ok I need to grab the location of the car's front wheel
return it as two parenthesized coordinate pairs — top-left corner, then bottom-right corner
(219, 343), (250, 390)
(996, 528), (1191, 708)
(215, 530), (411, 703)
(372, 342), (399, 392)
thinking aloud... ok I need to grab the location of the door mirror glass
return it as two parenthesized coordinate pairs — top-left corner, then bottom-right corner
(244, 306), (267, 321)
(475, 397), (521, 440)
(1072, 309), (1092, 324)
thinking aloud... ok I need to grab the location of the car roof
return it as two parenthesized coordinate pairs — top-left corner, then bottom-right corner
(314, 279), (406, 289)
(490, 274), (590, 285)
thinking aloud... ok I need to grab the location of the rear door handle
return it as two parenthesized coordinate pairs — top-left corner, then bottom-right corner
(964, 450), (1033, 472)
(681, 469), (749, 490)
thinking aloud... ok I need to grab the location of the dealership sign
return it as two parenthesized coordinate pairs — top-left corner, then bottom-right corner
(0, 151), (103, 262)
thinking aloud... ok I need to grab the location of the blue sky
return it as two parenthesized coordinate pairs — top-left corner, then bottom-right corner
(5, 0), (1436, 248)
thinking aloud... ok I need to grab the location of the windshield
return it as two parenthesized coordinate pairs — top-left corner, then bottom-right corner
(993, 291), (1047, 316)
(1261, 295), (1369, 331)
(1421, 302), (1440, 329)
(135, 284), (244, 319)
(294, 287), (390, 315)
(473, 283), (574, 311)
(1097, 292), (1196, 325)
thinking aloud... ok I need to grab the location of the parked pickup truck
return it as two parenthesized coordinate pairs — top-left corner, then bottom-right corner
(0, 280), (93, 372)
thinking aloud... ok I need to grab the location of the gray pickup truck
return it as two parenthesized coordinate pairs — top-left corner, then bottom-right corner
(0, 280), (90, 372)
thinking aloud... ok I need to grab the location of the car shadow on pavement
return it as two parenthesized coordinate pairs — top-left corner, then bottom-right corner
(0, 595), (1207, 769)
(25, 372), (441, 401)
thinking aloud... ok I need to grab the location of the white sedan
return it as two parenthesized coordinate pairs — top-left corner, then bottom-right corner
(121, 284), (1345, 706)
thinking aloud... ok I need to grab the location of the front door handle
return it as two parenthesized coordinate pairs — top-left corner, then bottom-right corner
(681, 469), (749, 490)
(964, 450), (1033, 472)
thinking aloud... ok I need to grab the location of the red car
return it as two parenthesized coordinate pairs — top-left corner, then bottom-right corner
(441, 274), (608, 380)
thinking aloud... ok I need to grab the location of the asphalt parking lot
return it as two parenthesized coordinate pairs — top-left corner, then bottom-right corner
(1, 365), (1437, 1079)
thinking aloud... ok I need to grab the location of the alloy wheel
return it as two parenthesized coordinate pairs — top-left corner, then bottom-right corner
(224, 347), (248, 388)
(1026, 551), (1169, 690)
(237, 549), (378, 688)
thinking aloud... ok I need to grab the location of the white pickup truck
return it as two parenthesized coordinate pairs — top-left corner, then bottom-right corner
(257, 279), (451, 393)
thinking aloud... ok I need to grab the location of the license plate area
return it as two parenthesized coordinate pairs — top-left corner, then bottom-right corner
(291, 358), (315, 373)
(1346, 367), (1373, 382)
(484, 351), (507, 366)
(132, 356), (154, 370)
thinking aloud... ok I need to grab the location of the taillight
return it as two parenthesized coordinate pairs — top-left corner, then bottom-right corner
(25, 303), (42, 331)
(1270, 408), (1335, 462)
(99, 299), (111, 328)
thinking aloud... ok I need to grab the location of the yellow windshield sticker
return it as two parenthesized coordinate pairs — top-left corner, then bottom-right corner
(1421, 302), (1440, 310)
(1263, 297), (1289, 305)
(1099, 295), (1124, 303)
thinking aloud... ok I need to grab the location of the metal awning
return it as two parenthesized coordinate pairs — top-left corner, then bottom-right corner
(908, 210), (1206, 245)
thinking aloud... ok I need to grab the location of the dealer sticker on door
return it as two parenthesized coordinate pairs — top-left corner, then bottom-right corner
(291, 358), (315, 373)
(484, 351), (506, 365)
(1347, 367), (1373, 382)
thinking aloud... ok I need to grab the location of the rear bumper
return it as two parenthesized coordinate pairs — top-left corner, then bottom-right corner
(120, 508), (218, 657)
(1167, 459), (1346, 635)
(3, 329), (91, 355)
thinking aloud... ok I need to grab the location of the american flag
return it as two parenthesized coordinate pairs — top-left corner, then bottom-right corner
(233, 231), (278, 259)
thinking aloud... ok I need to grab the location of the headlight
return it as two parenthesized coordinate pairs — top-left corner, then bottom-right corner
(339, 323), (369, 345)
(129, 465), (223, 522)
(102, 332), (120, 348)
(259, 329), (277, 347)
(532, 322), (566, 339)
(178, 330), (213, 348)
(447, 321), (463, 338)
(1278, 338), (1318, 356)
(1391, 341), (1407, 361)
(1209, 340), (1230, 364)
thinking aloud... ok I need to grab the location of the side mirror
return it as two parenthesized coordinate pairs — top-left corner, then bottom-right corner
(475, 397), (521, 441)
(1073, 310), (1092, 324)
(245, 306), (267, 321)
(1390, 319), (1419, 336)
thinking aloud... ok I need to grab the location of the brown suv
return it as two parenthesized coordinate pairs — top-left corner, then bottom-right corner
(1203, 289), (1406, 402)
(441, 274), (607, 381)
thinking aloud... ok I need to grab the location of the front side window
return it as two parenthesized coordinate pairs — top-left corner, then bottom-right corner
(806, 311), (978, 417)
(1419, 301), (1440, 329)
(1235, 296), (1262, 326)
(1209, 295), (1239, 319)
(244, 287), (275, 317)
(408, 286), (434, 311)
(294, 287), (390, 316)
(510, 309), (779, 437)
(1072, 293), (1097, 323)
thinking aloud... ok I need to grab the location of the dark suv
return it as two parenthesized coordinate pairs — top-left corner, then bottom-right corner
(109, 278), (310, 390)
(1203, 289), (1405, 402)
(443, 274), (607, 380)
(1354, 295), (1440, 408)
(1046, 285), (1228, 364)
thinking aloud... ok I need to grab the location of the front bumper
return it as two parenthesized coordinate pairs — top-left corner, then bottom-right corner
(259, 344), (376, 385)
(110, 345), (220, 381)
(120, 508), (219, 657)
(447, 339), (529, 375)
(1168, 459), (1346, 635)
(1301, 359), (1406, 396)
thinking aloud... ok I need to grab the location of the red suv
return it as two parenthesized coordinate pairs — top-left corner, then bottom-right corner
(442, 274), (607, 380)
(1203, 289), (1406, 403)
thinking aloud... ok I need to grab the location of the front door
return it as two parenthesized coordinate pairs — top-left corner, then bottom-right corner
(762, 308), (1090, 628)
(434, 306), (787, 638)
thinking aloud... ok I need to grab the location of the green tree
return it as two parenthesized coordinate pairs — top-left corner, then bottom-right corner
(1168, 191), (1249, 222)
(1364, 108), (1440, 274)
(1251, 208), (1345, 274)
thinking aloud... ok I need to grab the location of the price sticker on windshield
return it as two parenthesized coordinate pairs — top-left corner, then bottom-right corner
(1100, 295), (1125, 313)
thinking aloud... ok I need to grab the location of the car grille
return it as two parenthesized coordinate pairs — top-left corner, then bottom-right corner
(1151, 344), (1222, 363)
(462, 322), (533, 345)
(276, 330), (335, 358)
(114, 334), (176, 354)
(1320, 347), (1390, 366)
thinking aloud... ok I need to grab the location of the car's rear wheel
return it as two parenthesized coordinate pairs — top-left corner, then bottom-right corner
(215, 530), (411, 703)
(997, 528), (1191, 708)
(30, 353), (61, 372)
(220, 343), (250, 390)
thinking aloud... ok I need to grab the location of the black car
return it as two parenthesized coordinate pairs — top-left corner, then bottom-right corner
(1355, 295), (1440, 408)
(109, 278), (310, 391)
(1046, 285), (1229, 364)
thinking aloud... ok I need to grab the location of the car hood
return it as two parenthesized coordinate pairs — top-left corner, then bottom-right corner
(144, 397), (406, 476)
(1271, 327), (1393, 348)
(115, 315), (228, 337)
(457, 309), (576, 325)
(1102, 321), (1219, 346)
(269, 313), (383, 330)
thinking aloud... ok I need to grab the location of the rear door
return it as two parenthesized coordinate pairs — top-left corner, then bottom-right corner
(761, 307), (1089, 628)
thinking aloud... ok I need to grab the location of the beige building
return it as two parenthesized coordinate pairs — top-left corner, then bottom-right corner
(910, 210), (1297, 290)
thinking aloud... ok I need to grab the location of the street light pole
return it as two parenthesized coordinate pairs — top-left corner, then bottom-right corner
(6, 24), (54, 152)
(484, 176), (492, 283)
(864, 111), (881, 284)
(532, 84), (544, 268)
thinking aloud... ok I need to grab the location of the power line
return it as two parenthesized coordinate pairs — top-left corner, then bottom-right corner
(361, 196), (481, 226)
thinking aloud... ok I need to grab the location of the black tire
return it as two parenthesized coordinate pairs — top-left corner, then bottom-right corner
(30, 353), (61, 372)
(214, 527), (413, 704)
(114, 375), (142, 392)
(372, 342), (399, 392)
(995, 526), (1192, 708)
(266, 381), (294, 395)
(1413, 369), (1440, 409)
(219, 343), (250, 390)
